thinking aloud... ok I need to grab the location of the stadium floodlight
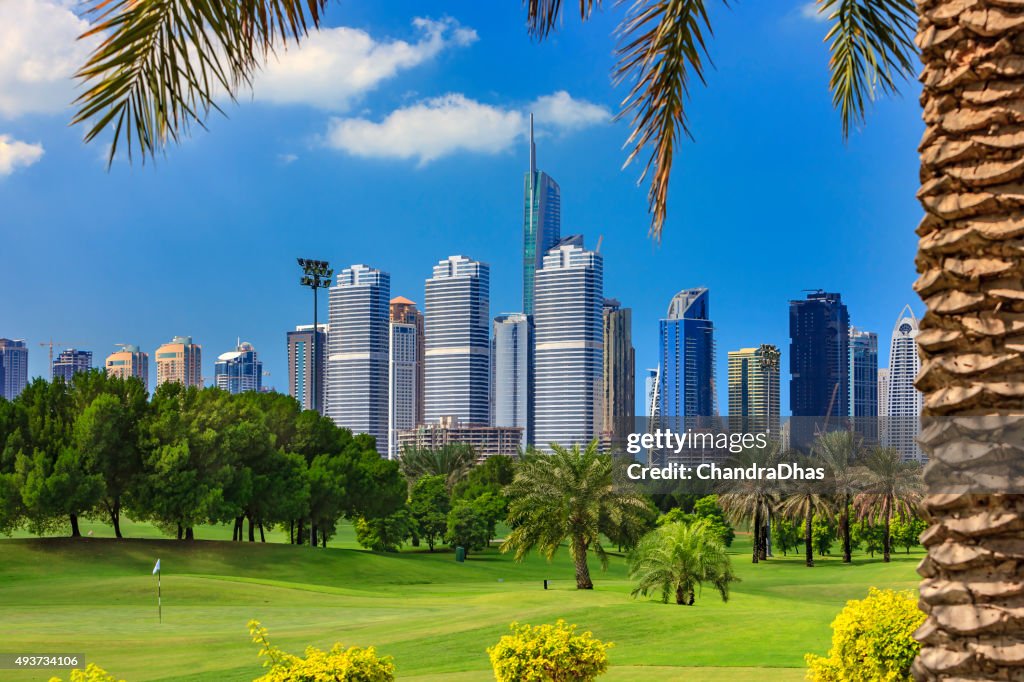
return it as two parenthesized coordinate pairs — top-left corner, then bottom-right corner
(297, 258), (333, 415)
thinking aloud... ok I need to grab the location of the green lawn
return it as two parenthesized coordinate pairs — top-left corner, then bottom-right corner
(0, 521), (922, 681)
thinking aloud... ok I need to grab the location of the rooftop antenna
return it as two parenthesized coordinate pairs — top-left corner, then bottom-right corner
(529, 113), (536, 177)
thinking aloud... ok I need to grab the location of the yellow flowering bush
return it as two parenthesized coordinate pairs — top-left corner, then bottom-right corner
(487, 619), (612, 682)
(248, 619), (395, 682)
(47, 663), (124, 682)
(805, 588), (925, 681)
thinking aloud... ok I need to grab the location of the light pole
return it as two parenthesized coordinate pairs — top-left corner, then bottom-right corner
(297, 259), (332, 414)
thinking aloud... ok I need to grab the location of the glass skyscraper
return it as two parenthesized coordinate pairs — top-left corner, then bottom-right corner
(727, 344), (780, 436)
(0, 339), (29, 400)
(601, 298), (635, 442)
(522, 115), (561, 316)
(658, 288), (716, 427)
(390, 297), (425, 427)
(287, 325), (327, 412)
(533, 242), (603, 450)
(492, 313), (531, 448)
(327, 264), (390, 456)
(886, 305), (923, 461)
(214, 341), (262, 394)
(424, 255), (490, 426)
(52, 348), (93, 383)
(849, 327), (879, 442)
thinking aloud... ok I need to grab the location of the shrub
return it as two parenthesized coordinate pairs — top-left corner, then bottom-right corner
(444, 498), (490, 556)
(249, 619), (395, 681)
(488, 619), (612, 681)
(805, 588), (924, 681)
(47, 664), (124, 682)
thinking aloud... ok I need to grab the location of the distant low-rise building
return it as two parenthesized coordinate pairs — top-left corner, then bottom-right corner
(52, 348), (93, 383)
(398, 416), (522, 460)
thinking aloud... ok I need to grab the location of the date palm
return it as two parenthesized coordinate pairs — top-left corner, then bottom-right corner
(851, 446), (922, 563)
(778, 472), (833, 568)
(628, 518), (737, 605)
(398, 443), (475, 492)
(813, 430), (863, 563)
(501, 440), (653, 589)
(68, 1), (1024, 675)
(717, 442), (781, 563)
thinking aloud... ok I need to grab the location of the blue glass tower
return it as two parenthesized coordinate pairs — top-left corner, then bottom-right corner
(658, 288), (716, 426)
(522, 115), (561, 316)
(789, 290), (850, 419)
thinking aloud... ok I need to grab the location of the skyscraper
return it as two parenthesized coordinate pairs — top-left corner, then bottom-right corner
(601, 298), (635, 442)
(886, 305), (923, 461)
(214, 341), (262, 394)
(522, 115), (561, 316)
(287, 325), (327, 411)
(492, 313), (531, 448)
(105, 344), (149, 388)
(0, 339), (29, 400)
(328, 264), (390, 455)
(658, 288), (716, 426)
(390, 296), (425, 426)
(424, 255), (490, 425)
(388, 320), (418, 459)
(789, 291), (850, 417)
(727, 344), (781, 436)
(155, 335), (203, 388)
(878, 368), (890, 419)
(52, 348), (93, 383)
(644, 367), (659, 418)
(534, 242), (603, 449)
(849, 327), (879, 442)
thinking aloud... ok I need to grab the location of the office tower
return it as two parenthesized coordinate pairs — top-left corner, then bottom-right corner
(602, 299), (635, 442)
(390, 296), (425, 426)
(533, 242), (603, 449)
(105, 344), (149, 388)
(214, 341), (262, 394)
(155, 336), (203, 388)
(52, 348), (92, 383)
(492, 313), (531, 448)
(886, 305), (924, 461)
(727, 344), (781, 436)
(789, 290), (850, 417)
(328, 264), (390, 455)
(0, 339), (29, 400)
(658, 288), (716, 426)
(522, 115), (561, 315)
(878, 368), (890, 418)
(644, 367), (659, 417)
(287, 325), (327, 411)
(849, 327), (879, 442)
(388, 320), (417, 459)
(424, 255), (490, 425)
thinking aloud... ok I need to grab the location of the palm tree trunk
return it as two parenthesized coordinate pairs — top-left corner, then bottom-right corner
(752, 509), (760, 564)
(914, 3), (1024, 678)
(840, 496), (851, 563)
(882, 510), (891, 564)
(572, 537), (593, 589)
(804, 510), (814, 568)
(675, 583), (686, 605)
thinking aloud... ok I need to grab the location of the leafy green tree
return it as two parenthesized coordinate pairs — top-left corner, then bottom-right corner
(852, 522), (885, 558)
(891, 516), (926, 554)
(445, 498), (490, 557)
(355, 508), (413, 553)
(628, 519), (738, 605)
(812, 514), (836, 557)
(408, 474), (449, 551)
(502, 441), (654, 589)
(692, 494), (735, 547)
(452, 454), (516, 499)
(771, 516), (801, 557)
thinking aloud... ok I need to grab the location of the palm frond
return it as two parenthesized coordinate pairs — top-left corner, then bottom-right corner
(73, 0), (328, 165)
(524, 0), (602, 39)
(614, 0), (721, 241)
(816, 0), (916, 139)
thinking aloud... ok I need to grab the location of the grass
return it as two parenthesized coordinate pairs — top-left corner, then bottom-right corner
(0, 519), (922, 681)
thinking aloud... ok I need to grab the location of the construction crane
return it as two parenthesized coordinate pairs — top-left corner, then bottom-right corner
(38, 339), (87, 368)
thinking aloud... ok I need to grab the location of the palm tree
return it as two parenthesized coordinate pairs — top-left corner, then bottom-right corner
(718, 442), (781, 563)
(813, 430), (863, 563)
(398, 443), (475, 491)
(779, 472), (833, 568)
(501, 441), (653, 589)
(852, 446), (923, 563)
(628, 518), (737, 605)
(67, 2), (1024, 674)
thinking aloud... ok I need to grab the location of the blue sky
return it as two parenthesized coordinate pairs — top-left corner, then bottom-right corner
(0, 1), (923, 414)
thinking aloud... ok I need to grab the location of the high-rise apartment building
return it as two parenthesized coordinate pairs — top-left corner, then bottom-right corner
(878, 368), (890, 419)
(492, 313), (531, 449)
(601, 299), (635, 442)
(155, 336), (203, 388)
(789, 290), (849, 449)
(886, 305), (923, 461)
(849, 327), (879, 442)
(424, 255), (490, 426)
(214, 341), (262, 394)
(105, 344), (149, 388)
(328, 264), (390, 455)
(390, 297), (425, 426)
(645, 367), (659, 418)
(658, 288), (716, 427)
(388, 320), (418, 459)
(522, 116), (561, 316)
(0, 339), (29, 400)
(52, 348), (92, 383)
(287, 325), (327, 412)
(533, 242), (603, 449)
(727, 344), (781, 436)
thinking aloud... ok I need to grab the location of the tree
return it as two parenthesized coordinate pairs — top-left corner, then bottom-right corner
(852, 521), (885, 558)
(718, 443), (781, 563)
(445, 498), (490, 556)
(408, 474), (449, 551)
(852, 447), (923, 563)
(399, 443), (475, 491)
(628, 518), (738, 605)
(891, 516), (926, 555)
(812, 514), (836, 557)
(502, 441), (653, 589)
(771, 516), (800, 557)
(813, 430), (862, 563)
(355, 509), (413, 553)
(779, 475), (833, 568)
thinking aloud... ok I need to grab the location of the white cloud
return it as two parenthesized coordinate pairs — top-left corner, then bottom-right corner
(325, 91), (610, 165)
(799, 2), (828, 22)
(0, 135), (44, 176)
(0, 0), (98, 118)
(278, 153), (299, 165)
(255, 17), (477, 110)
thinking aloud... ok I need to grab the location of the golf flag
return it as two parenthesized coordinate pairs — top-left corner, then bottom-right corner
(152, 559), (161, 575)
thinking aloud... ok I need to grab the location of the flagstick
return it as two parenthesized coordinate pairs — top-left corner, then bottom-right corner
(158, 568), (162, 624)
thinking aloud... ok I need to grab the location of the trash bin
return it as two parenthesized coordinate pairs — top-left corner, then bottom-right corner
(455, 546), (466, 563)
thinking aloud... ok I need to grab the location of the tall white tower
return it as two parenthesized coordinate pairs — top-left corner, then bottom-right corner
(885, 305), (923, 461)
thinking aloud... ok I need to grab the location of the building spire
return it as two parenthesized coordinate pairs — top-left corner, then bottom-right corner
(529, 112), (536, 177)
